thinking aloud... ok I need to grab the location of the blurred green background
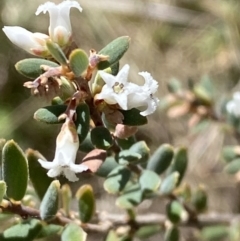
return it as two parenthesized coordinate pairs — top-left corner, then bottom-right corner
(1, 0), (240, 240)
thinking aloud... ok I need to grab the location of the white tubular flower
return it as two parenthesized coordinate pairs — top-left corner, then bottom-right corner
(96, 64), (159, 116)
(2, 26), (49, 56)
(36, 0), (82, 47)
(38, 116), (88, 182)
(226, 92), (240, 117)
(128, 72), (159, 116)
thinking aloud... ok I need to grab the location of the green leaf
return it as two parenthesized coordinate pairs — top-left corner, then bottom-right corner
(129, 141), (150, 163)
(76, 184), (95, 223)
(96, 156), (119, 177)
(117, 150), (141, 165)
(224, 158), (240, 174)
(40, 180), (60, 221)
(139, 170), (161, 193)
(2, 140), (28, 201)
(201, 226), (229, 241)
(91, 126), (113, 149)
(116, 184), (143, 209)
(160, 172), (179, 195)
(26, 149), (53, 200)
(15, 58), (59, 79)
(76, 103), (90, 142)
(79, 132), (95, 152)
(2, 219), (42, 241)
(191, 185), (207, 212)
(116, 136), (136, 150)
(120, 108), (147, 126)
(169, 147), (188, 185)
(0, 181), (6, 203)
(222, 146), (240, 163)
(36, 224), (62, 239)
(104, 230), (119, 241)
(166, 201), (187, 224)
(147, 144), (174, 175)
(61, 184), (72, 216)
(136, 225), (161, 240)
(46, 39), (68, 65)
(61, 223), (87, 241)
(69, 49), (89, 77)
(104, 165), (131, 194)
(164, 226), (179, 241)
(34, 105), (67, 124)
(98, 36), (130, 70)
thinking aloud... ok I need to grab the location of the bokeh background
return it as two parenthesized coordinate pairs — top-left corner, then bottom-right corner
(1, 0), (240, 240)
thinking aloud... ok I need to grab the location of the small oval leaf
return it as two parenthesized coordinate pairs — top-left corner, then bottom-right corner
(98, 36), (130, 70)
(147, 144), (174, 175)
(76, 184), (95, 223)
(120, 108), (147, 126)
(40, 180), (60, 221)
(34, 105), (67, 124)
(26, 149), (53, 200)
(69, 49), (89, 77)
(61, 223), (87, 241)
(139, 170), (161, 193)
(15, 58), (59, 79)
(2, 140), (28, 201)
(0, 181), (6, 203)
(91, 126), (113, 149)
(160, 172), (179, 195)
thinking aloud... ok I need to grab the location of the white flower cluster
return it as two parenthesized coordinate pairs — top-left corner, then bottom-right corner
(96, 64), (159, 116)
(3, 0), (82, 56)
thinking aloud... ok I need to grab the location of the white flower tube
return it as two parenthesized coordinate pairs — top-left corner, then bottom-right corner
(38, 116), (88, 182)
(2, 26), (49, 56)
(36, 0), (82, 47)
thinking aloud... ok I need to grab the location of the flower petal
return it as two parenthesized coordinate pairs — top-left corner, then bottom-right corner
(38, 158), (57, 169)
(47, 166), (62, 178)
(69, 163), (88, 173)
(63, 168), (79, 182)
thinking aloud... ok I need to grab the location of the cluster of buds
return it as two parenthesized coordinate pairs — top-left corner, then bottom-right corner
(3, 1), (159, 181)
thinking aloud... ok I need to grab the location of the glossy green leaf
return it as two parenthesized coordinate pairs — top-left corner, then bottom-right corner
(34, 105), (67, 124)
(2, 219), (42, 241)
(147, 144), (174, 175)
(96, 156), (119, 177)
(69, 49), (89, 77)
(116, 184), (142, 209)
(91, 126), (113, 149)
(76, 184), (95, 223)
(15, 58), (59, 79)
(61, 223), (87, 241)
(46, 39), (68, 65)
(117, 150), (141, 165)
(224, 158), (240, 174)
(98, 36), (130, 70)
(116, 136), (136, 150)
(76, 103), (90, 142)
(129, 141), (150, 163)
(201, 226), (229, 241)
(26, 149), (53, 200)
(160, 172), (179, 195)
(36, 224), (62, 239)
(164, 226), (179, 241)
(0, 181), (6, 203)
(104, 165), (131, 194)
(40, 180), (60, 221)
(166, 201), (187, 224)
(120, 108), (147, 126)
(169, 147), (188, 185)
(136, 225), (161, 240)
(79, 132), (95, 153)
(191, 185), (207, 212)
(2, 140), (28, 201)
(139, 170), (161, 193)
